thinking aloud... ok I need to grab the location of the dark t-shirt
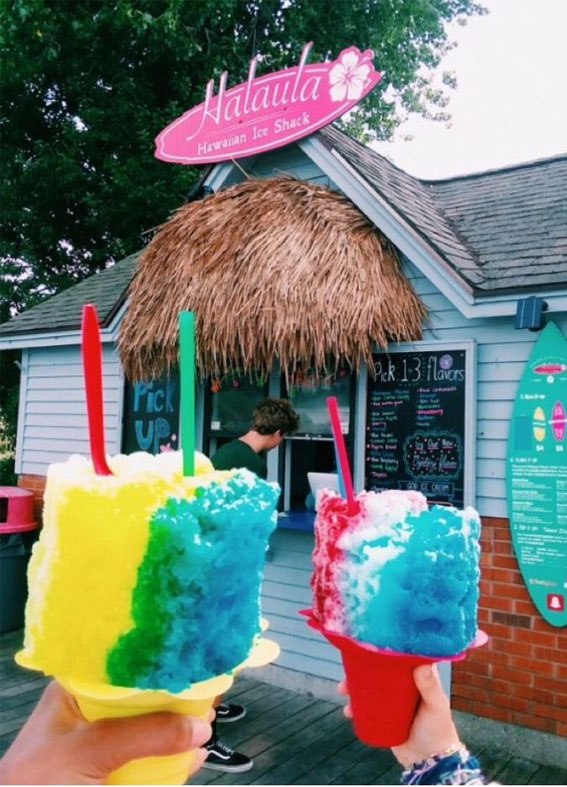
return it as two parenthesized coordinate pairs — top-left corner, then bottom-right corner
(211, 438), (267, 479)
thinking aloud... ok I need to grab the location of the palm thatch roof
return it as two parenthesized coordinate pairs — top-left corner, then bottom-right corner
(118, 177), (426, 383)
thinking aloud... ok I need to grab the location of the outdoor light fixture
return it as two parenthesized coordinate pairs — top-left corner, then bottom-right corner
(515, 296), (548, 331)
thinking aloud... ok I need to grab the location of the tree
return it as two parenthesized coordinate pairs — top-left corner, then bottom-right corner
(1, 0), (485, 314)
(0, 0), (485, 481)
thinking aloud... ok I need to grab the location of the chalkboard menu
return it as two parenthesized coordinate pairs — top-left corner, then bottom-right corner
(365, 350), (468, 507)
(122, 370), (180, 454)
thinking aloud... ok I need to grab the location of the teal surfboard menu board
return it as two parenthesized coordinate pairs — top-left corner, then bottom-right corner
(507, 321), (567, 627)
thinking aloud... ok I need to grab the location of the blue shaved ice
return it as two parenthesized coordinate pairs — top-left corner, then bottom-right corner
(339, 499), (481, 657)
(107, 469), (279, 692)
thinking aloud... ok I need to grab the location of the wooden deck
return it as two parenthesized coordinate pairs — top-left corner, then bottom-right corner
(1, 629), (566, 785)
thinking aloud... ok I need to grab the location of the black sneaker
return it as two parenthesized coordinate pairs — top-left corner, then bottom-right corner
(203, 740), (253, 773)
(216, 702), (246, 723)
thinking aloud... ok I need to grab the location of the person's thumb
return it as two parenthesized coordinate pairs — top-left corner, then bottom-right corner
(413, 664), (448, 711)
(75, 712), (212, 777)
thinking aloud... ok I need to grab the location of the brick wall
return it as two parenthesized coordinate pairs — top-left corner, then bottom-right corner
(452, 516), (567, 738)
(18, 474), (46, 526)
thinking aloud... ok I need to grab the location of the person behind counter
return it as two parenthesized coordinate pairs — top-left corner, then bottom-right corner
(211, 398), (300, 480)
(204, 397), (299, 772)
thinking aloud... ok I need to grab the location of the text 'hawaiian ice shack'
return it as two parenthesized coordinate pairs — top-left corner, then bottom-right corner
(1, 46), (566, 760)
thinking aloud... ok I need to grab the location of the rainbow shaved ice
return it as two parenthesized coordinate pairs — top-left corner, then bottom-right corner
(19, 451), (279, 692)
(312, 489), (481, 657)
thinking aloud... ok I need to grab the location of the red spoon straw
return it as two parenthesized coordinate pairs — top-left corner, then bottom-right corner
(327, 396), (357, 515)
(81, 304), (113, 476)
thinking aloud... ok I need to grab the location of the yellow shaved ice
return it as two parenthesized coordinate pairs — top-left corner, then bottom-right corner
(18, 451), (225, 683)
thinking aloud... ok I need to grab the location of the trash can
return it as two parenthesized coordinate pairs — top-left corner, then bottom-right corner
(0, 487), (38, 633)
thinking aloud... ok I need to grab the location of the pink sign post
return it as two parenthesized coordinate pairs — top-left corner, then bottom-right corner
(155, 43), (381, 165)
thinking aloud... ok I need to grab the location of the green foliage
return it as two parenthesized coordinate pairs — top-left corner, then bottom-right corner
(0, 350), (18, 486)
(0, 350), (19, 446)
(1, 0), (485, 315)
(0, 455), (18, 486)
(0, 0), (485, 474)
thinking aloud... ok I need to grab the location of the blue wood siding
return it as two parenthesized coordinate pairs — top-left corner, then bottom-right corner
(402, 260), (567, 519)
(18, 344), (123, 476)
(243, 144), (331, 187)
(263, 529), (343, 680)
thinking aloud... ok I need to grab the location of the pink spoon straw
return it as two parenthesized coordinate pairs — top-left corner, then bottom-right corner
(327, 396), (357, 515)
(81, 304), (113, 476)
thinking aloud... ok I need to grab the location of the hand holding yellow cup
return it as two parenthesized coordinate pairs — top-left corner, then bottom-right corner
(17, 635), (280, 785)
(57, 673), (234, 786)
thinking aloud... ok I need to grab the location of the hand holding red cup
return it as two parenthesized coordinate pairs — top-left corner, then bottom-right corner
(338, 663), (462, 768)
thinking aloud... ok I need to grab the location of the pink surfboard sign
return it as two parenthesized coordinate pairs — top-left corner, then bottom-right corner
(155, 43), (382, 165)
(534, 363), (567, 375)
(552, 401), (566, 442)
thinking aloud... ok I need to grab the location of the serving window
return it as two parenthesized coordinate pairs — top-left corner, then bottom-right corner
(280, 366), (356, 530)
(204, 372), (269, 455)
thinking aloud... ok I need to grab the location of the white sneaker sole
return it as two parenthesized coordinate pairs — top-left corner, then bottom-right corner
(202, 760), (254, 773)
(216, 708), (247, 723)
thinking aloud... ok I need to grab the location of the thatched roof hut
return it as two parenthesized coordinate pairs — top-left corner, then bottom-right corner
(118, 177), (426, 383)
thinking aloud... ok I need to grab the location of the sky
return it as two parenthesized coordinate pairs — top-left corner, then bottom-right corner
(372, 0), (567, 179)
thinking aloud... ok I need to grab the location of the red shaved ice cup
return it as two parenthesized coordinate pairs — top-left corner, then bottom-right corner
(300, 610), (487, 748)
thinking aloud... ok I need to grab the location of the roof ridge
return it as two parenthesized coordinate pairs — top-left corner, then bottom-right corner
(420, 152), (567, 184)
(321, 123), (424, 185)
(0, 253), (139, 335)
(319, 125), (485, 277)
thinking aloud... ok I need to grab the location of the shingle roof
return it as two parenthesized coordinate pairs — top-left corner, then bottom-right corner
(319, 126), (485, 287)
(319, 126), (567, 294)
(0, 253), (138, 337)
(1, 129), (566, 340)
(426, 157), (567, 292)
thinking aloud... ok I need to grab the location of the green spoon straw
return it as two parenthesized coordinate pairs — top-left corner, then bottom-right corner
(179, 311), (195, 476)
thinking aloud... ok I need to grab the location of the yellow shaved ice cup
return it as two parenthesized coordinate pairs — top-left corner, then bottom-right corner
(16, 636), (279, 785)
(64, 673), (232, 786)
(16, 450), (281, 784)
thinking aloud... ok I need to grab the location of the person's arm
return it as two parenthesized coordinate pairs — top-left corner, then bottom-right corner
(339, 664), (486, 786)
(0, 681), (212, 785)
